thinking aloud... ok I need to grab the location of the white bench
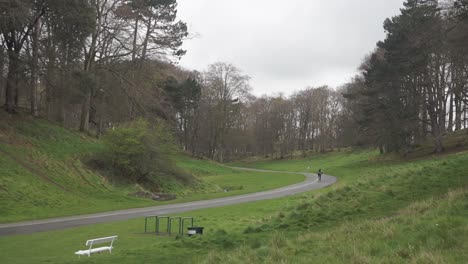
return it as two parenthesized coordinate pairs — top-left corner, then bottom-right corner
(75, 236), (118, 257)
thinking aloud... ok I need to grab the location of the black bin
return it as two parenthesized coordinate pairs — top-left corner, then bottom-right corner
(187, 227), (204, 236)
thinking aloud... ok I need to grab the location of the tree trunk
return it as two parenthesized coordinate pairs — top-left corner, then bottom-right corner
(30, 18), (41, 117)
(421, 89), (428, 139)
(448, 88), (454, 132)
(81, 7), (99, 132)
(132, 17), (139, 61)
(4, 51), (19, 113)
(141, 15), (152, 60)
(190, 116), (199, 156)
(433, 132), (444, 153)
(183, 116), (189, 151)
(455, 94), (462, 130)
(80, 91), (91, 133)
(463, 104), (468, 129)
(379, 144), (384, 154)
(0, 46), (4, 106)
(97, 115), (103, 139)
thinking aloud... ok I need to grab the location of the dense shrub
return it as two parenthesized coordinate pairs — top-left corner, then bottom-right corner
(102, 119), (192, 188)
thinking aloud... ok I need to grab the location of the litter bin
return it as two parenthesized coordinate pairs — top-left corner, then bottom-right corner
(187, 227), (204, 236)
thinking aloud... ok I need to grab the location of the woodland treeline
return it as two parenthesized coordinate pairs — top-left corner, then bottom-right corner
(0, 0), (188, 133)
(1, 0), (468, 162)
(178, 0), (468, 160)
(344, 0), (468, 154)
(178, 69), (348, 161)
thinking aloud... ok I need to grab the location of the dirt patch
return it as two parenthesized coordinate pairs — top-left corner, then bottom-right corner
(152, 193), (177, 201)
(129, 191), (177, 201)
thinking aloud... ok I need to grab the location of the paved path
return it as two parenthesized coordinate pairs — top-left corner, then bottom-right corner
(0, 168), (336, 236)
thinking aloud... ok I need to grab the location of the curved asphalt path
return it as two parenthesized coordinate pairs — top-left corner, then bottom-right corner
(0, 168), (336, 236)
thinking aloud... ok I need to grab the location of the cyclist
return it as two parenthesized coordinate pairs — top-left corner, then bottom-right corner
(317, 168), (323, 182)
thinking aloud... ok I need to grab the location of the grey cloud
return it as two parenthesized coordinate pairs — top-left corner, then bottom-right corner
(177, 0), (405, 95)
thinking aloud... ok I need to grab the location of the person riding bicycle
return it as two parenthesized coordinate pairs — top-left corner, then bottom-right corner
(318, 168), (323, 182)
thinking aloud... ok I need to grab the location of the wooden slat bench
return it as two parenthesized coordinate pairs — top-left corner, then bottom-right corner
(75, 236), (118, 257)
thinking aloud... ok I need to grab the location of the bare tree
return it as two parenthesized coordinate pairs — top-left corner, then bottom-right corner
(0, 0), (45, 113)
(199, 62), (250, 161)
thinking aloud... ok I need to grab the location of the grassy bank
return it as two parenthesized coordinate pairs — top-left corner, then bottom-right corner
(2, 144), (467, 263)
(0, 114), (303, 223)
(201, 188), (468, 264)
(209, 149), (468, 263)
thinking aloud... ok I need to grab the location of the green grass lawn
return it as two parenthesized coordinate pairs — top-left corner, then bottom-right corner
(167, 171), (304, 204)
(2, 146), (467, 263)
(201, 189), (468, 264)
(230, 148), (377, 173)
(0, 115), (303, 223)
(0, 197), (296, 264)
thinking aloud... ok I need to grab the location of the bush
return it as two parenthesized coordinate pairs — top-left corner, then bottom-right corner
(102, 118), (192, 188)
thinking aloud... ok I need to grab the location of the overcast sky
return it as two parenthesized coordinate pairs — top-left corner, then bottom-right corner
(177, 0), (405, 96)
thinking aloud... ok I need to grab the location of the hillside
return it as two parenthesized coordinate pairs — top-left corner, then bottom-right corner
(2, 143), (467, 263)
(206, 141), (468, 262)
(0, 113), (303, 223)
(2, 113), (467, 263)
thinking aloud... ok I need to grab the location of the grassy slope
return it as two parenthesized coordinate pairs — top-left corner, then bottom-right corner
(0, 114), (468, 263)
(0, 115), (154, 223)
(0, 114), (303, 223)
(204, 146), (468, 263)
(202, 189), (468, 264)
(2, 142), (467, 263)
